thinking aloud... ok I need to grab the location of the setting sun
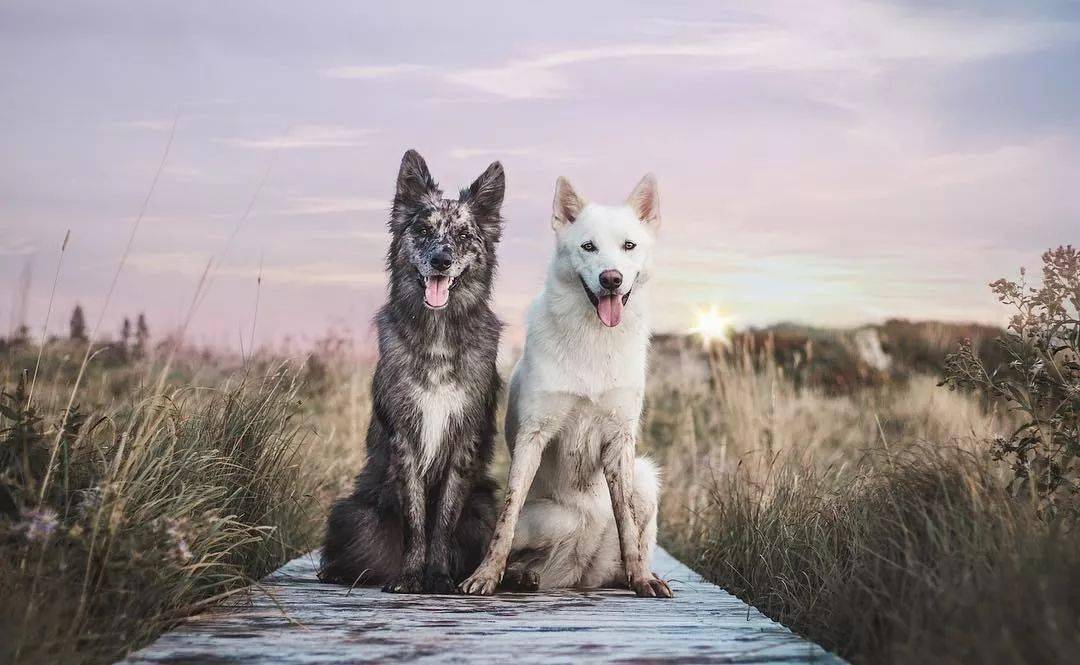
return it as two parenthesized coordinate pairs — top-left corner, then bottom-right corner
(689, 305), (735, 347)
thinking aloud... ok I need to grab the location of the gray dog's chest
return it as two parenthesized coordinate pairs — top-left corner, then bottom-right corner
(381, 318), (494, 476)
(409, 373), (468, 475)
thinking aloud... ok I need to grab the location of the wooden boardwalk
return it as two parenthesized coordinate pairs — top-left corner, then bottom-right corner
(123, 548), (843, 664)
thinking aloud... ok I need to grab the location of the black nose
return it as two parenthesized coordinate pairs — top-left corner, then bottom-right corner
(430, 251), (453, 272)
(599, 269), (623, 291)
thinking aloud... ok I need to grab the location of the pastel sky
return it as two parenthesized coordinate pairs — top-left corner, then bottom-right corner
(2, 1), (1079, 349)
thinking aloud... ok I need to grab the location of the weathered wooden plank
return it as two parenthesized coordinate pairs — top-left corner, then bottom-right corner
(122, 548), (844, 664)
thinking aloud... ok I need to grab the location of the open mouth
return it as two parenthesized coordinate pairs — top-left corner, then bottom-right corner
(579, 276), (631, 328)
(420, 273), (456, 310)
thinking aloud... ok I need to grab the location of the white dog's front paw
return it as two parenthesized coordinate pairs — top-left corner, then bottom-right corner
(630, 573), (674, 598)
(459, 567), (500, 595)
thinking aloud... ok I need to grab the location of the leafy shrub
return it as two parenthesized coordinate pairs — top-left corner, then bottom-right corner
(943, 246), (1080, 519)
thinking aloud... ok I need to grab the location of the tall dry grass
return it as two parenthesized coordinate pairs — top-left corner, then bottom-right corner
(645, 339), (1079, 665)
(4, 318), (1074, 665)
(0, 340), (369, 665)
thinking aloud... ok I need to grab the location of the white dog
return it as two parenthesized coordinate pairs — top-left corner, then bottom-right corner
(460, 174), (672, 598)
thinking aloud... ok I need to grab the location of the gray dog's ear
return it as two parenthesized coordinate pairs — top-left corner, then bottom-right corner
(465, 161), (505, 217)
(394, 149), (437, 214)
(552, 176), (586, 231)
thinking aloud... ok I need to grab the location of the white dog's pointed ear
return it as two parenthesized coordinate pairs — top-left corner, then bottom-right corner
(552, 176), (586, 231)
(627, 173), (660, 229)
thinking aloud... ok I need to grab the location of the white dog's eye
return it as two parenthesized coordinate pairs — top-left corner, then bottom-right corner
(581, 241), (597, 252)
(623, 241), (636, 251)
(457, 231), (469, 241)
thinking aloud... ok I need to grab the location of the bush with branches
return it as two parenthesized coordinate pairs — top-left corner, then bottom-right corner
(943, 245), (1080, 520)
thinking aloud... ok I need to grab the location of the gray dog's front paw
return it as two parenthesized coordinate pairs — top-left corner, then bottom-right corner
(383, 571), (425, 594)
(424, 570), (458, 595)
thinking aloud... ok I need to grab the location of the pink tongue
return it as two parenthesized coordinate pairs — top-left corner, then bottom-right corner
(597, 294), (623, 327)
(425, 276), (450, 308)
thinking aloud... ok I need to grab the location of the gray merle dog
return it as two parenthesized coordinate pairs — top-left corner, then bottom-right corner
(321, 149), (505, 594)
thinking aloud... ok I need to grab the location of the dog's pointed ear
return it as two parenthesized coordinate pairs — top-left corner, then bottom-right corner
(552, 176), (586, 231)
(627, 173), (660, 230)
(393, 149), (437, 216)
(464, 160), (505, 223)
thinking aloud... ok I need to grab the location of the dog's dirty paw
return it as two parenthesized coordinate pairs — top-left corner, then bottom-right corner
(631, 574), (674, 598)
(423, 570), (458, 595)
(383, 572), (424, 594)
(459, 569), (500, 595)
(649, 574), (674, 598)
(500, 567), (540, 592)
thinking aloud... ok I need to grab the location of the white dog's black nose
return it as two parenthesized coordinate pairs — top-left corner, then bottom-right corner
(430, 251), (453, 271)
(599, 269), (623, 291)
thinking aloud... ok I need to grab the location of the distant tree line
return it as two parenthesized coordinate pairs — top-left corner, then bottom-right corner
(1, 304), (151, 359)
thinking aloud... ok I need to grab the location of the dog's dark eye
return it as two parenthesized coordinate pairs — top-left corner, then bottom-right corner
(416, 225), (433, 237)
(581, 241), (597, 252)
(623, 240), (637, 251)
(457, 231), (470, 242)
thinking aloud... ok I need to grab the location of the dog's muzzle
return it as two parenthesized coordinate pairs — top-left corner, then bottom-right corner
(579, 276), (631, 328)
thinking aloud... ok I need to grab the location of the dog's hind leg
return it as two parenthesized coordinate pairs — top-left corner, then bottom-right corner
(500, 549), (545, 592)
(508, 496), (606, 589)
(321, 489), (403, 587)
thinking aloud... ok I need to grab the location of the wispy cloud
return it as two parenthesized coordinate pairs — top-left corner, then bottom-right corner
(220, 125), (376, 150)
(915, 139), (1058, 189)
(303, 229), (389, 243)
(447, 147), (589, 168)
(319, 63), (429, 79)
(128, 252), (384, 287)
(0, 237), (36, 256)
(792, 135), (1071, 206)
(163, 165), (204, 182)
(441, 5), (1080, 99)
(108, 118), (177, 132)
(319, 7), (1079, 101)
(271, 196), (389, 215)
(448, 147), (535, 160)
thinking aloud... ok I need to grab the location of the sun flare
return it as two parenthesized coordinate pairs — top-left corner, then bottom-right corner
(689, 305), (735, 347)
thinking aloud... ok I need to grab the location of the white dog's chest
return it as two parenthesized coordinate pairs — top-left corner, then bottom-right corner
(530, 393), (640, 495)
(534, 333), (647, 402)
(413, 380), (466, 475)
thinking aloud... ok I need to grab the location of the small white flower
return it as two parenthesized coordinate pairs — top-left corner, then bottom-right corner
(163, 517), (194, 562)
(174, 538), (193, 562)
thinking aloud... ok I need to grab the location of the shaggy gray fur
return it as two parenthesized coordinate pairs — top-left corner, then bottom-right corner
(321, 150), (505, 594)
